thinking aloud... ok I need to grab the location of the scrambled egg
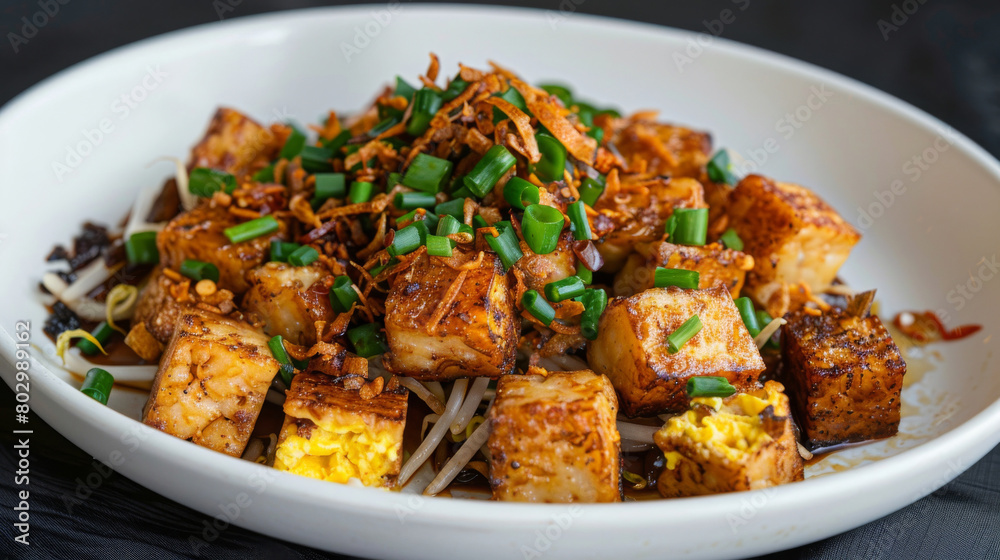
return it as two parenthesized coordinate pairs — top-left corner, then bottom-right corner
(274, 420), (401, 488)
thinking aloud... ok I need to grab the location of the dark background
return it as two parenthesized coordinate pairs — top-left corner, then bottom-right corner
(2, 1), (999, 559)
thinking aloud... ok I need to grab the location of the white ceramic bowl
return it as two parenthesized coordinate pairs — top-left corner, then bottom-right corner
(2, 6), (999, 559)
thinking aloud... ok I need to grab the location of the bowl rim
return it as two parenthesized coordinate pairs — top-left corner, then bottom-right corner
(2, 2), (1000, 530)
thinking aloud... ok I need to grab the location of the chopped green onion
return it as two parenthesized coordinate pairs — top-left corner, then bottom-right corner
(442, 77), (469, 101)
(654, 268), (700, 289)
(521, 204), (565, 255)
(313, 173), (347, 203)
(521, 290), (555, 326)
(480, 221), (523, 271)
(394, 76), (416, 102)
(251, 164), (274, 183)
(268, 335), (296, 385)
(348, 323), (388, 358)
(80, 367), (114, 405)
(388, 221), (429, 257)
(532, 134), (567, 182)
(125, 231), (159, 264)
(299, 145), (334, 173)
(270, 241), (300, 263)
(720, 228), (744, 251)
(667, 315), (703, 354)
(576, 265), (593, 285)
(580, 288), (608, 340)
(579, 176), (605, 207)
(707, 149), (740, 186)
(434, 197), (466, 219)
(407, 88), (443, 136)
(544, 276), (586, 302)
(398, 209), (438, 232)
(279, 126), (307, 160)
(464, 145), (516, 198)
(735, 297), (761, 337)
(224, 215), (279, 244)
(503, 177), (540, 210)
(394, 191), (437, 210)
(664, 214), (678, 240)
(179, 259), (220, 283)
(369, 116), (400, 137)
(323, 129), (351, 154)
(473, 214), (489, 229)
(567, 201), (591, 241)
(329, 275), (360, 313)
(368, 257), (399, 278)
(348, 181), (374, 204)
(492, 86), (530, 124)
(77, 322), (113, 356)
(686, 376), (737, 398)
(436, 214), (463, 237)
(426, 234), (454, 257)
(539, 84), (573, 106)
(671, 208), (709, 246)
(287, 245), (319, 266)
(386, 171), (403, 189)
(451, 180), (473, 199)
(189, 167), (237, 197)
(403, 153), (454, 194)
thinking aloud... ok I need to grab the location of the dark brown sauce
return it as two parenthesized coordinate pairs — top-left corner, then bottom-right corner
(251, 400), (286, 439)
(804, 439), (889, 467)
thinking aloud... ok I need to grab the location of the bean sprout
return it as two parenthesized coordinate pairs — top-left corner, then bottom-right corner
(397, 378), (468, 487)
(450, 377), (490, 434)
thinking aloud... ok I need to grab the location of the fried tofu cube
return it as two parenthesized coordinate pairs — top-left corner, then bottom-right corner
(594, 176), (707, 272)
(383, 251), (517, 380)
(781, 308), (907, 448)
(133, 267), (190, 345)
(274, 373), (408, 488)
(189, 107), (289, 179)
(725, 174), (861, 317)
(142, 309), (278, 457)
(655, 381), (804, 498)
(242, 262), (336, 346)
(610, 118), (712, 178)
(587, 285), (765, 417)
(157, 204), (283, 295)
(614, 241), (754, 298)
(488, 368), (621, 502)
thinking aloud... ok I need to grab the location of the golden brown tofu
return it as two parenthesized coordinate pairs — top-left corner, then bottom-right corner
(189, 107), (288, 179)
(655, 381), (803, 498)
(274, 373), (407, 488)
(383, 251), (517, 380)
(142, 309), (279, 457)
(488, 368), (621, 503)
(781, 308), (907, 448)
(610, 118), (712, 178)
(157, 204), (283, 295)
(594, 176), (706, 272)
(242, 262), (335, 346)
(613, 241), (754, 298)
(587, 285), (765, 417)
(514, 230), (578, 293)
(133, 267), (189, 345)
(725, 175), (861, 317)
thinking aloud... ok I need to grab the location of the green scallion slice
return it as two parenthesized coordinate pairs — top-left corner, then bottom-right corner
(313, 173), (346, 203)
(576, 265), (593, 285)
(270, 241), (300, 263)
(323, 129), (351, 154)
(426, 234), (454, 257)
(686, 376), (737, 398)
(80, 367), (114, 405)
(670, 208), (709, 246)
(654, 268), (700, 289)
(125, 231), (159, 264)
(464, 145), (516, 198)
(348, 323), (389, 358)
(224, 215), (279, 244)
(395, 191), (437, 210)
(580, 288), (608, 340)
(667, 315), (703, 354)
(388, 221), (429, 257)
(720, 228), (744, 251)
(567, 201), (591, 241)
(434, 197), (466, 219)
(394, 76), (416, 101)
(734, 297), (761, 337)
(403, 153), (454, 194)
(707, 149), (739, 186)
(252, 165), (274, 183)
(442, 77), (469, 101)
(503, 177), (540, 210)
(279, 126), (307, 160)
(268, 335), (296, 386)
(578, 176), (605, 207)
(179, 259), (220, 283)
(539, 84), (573, 106)
(189, 167), (237, 197)
(287, 245), (319, 267)
(521, 290), (555, 326)
(544, 276), (586, 303)
(300, 145), (334, 173)
(329, 275), (360, 313)
(480, 221), (523, 271)
(521, 204), (565, 255)
(436, 214), (462, 237)
(533, 134), (567, 182)
(407, 88), (443, 136)
(492, 86), (531, 124)
(77, 322), (113, 356)
(348, 181), (374, 204)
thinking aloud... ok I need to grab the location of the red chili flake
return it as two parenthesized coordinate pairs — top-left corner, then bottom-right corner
(893, 311), (982, 343)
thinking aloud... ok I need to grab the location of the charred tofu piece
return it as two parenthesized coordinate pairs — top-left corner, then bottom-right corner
(189, 107), (289, 179)
(242, 262), (335, 346)
(157, 204), (283, 295)
(726, 175), (861, 317)
(781, 308), (907, 448)
(488, 368), (621, 503)
(609, 118), (712, 179)
(133, 267), (190, 345)
(655, 381), (803, 498)
(142, 309), (278, 457)
(515, 230), (578, 293)
(614, 241), (754, 298)
(383, 251), (517, 380)
(594, 176), (706, 272)
(587, 285), (765, 417)
(274, 373), (408, 488)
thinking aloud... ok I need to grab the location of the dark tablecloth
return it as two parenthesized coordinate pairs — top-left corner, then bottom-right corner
(2, 1), (1000, 559)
